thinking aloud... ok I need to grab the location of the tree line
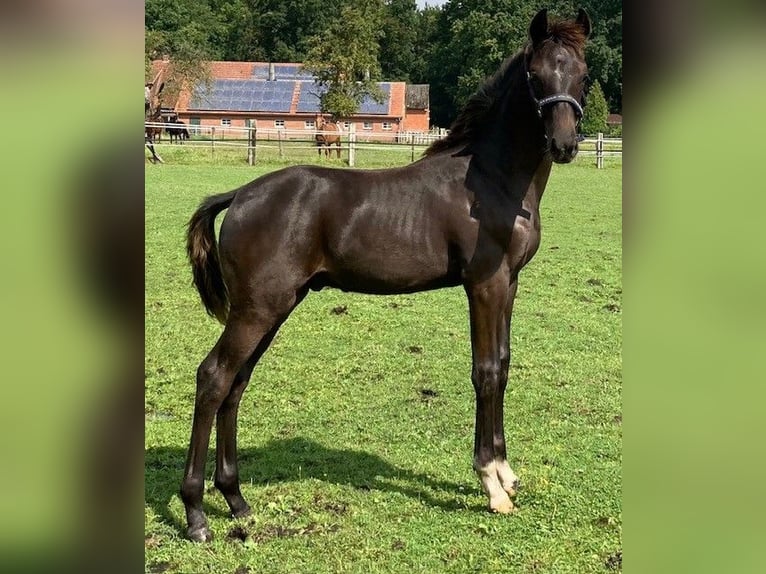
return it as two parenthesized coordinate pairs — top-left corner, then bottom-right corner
(146, 0), (621, 129)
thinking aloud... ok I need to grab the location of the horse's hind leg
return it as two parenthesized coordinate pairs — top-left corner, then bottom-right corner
(180, 319), (262, 541)
(181, 290), (307, 542)
(213, 289), (307, 518)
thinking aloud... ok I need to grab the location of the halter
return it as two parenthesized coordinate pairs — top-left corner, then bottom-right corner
(524, 57), (584, 123)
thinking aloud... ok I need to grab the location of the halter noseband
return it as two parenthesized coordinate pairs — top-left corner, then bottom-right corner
(532, 92), (583, 120)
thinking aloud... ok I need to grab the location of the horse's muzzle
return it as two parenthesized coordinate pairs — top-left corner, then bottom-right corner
(550, 138), (578, 163)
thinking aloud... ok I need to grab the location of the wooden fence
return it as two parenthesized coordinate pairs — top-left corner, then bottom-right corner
(146, 122), (621, 168)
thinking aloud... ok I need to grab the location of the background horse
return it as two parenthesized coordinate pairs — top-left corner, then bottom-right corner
(315, 114), (341, 158)
(181, 9), (592, 542)
(167, 118), (190, 144)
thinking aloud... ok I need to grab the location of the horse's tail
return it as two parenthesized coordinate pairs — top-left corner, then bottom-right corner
(186, 190), (238, 324)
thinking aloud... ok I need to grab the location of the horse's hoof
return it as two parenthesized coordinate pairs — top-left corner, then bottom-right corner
(505, 479), (520, 498)
(232, 505), (252, 519)
(187, 526), (213, 543)
(489, 497), (516, 514)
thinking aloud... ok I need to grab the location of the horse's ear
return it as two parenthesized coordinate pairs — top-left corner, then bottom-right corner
(529, 9), (549, 47)
(576, 8), (591, 39)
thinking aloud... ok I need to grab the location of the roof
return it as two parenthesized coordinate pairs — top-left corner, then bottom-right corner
(158, 60), (410, 118)
(405, 85), (430, 109)
(607, 113), (622, 125)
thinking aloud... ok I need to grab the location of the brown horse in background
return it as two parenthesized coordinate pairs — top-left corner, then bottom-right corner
(315, 114), (341, 158)
(181, 9), (592, 542)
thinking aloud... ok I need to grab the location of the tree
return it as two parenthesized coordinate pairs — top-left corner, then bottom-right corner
(303, 1), (385, 119)
(379, 0), (420, 82)
(580, 79), (608, 136)
(145, 0), (222, 106)
(424, 0), (622, 127)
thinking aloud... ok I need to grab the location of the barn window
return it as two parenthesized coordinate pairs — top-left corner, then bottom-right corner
(305, 120), (315, 129)
(363, 121), (373, 130)
(275, 119), (285, 129)
(221, 118), (231, 126)
(382, 121), (392, 130)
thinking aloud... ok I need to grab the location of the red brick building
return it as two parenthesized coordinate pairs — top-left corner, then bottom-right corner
(155, 61), (430, 140)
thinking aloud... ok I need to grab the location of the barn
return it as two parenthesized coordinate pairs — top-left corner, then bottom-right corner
(154, 60), (430, 141)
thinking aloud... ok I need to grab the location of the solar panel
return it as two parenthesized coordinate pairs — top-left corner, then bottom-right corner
(251, 64), (316, 80)
(188, 79), (296, 112)
(359, 83), (391, 115)
(296, 81), (325, 113)
(189, 77), (392, 114)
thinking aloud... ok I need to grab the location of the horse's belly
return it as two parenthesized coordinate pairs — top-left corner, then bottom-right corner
(325, 251), (460, 294)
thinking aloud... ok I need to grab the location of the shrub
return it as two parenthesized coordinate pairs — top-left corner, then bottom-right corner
(581, 80), (608, 136)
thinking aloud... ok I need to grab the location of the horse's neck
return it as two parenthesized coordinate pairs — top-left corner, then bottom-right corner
(461, 75), (552, 214)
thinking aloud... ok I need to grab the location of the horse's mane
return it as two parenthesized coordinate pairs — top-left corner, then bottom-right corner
(424, 19), (587, 157)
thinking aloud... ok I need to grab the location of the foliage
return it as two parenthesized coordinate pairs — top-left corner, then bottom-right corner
(145, 0), (219, 107)
(145, 155), (622, 573)
(303, 0), (385, 119)
(581, 79), (609, 136)
(145, 0), (622, 130)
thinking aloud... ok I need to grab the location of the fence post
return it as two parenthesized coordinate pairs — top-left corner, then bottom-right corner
(410, 132), (416, 163)
(278, 129), (284, 159)
(247, 121), (256, 166)
(348, 123), (356, 167)
(596, 131), (604, 169)
(211, 126), (216, 158)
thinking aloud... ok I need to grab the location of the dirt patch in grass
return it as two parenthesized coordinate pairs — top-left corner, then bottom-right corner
(605, 550), (622, 570)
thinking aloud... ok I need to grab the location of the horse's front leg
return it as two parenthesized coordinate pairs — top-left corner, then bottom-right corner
(494, 279), (520, 497)
(466, 273), (516, 514)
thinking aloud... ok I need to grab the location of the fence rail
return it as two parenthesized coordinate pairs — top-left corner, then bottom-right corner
(145, 122), (621, 167)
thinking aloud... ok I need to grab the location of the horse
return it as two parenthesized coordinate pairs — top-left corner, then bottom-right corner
(315, 114), (342, 158)
(181, 8), (591, 542)
(167, 119), (190, 144)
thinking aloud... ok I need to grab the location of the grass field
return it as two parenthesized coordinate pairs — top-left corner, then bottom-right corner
(145, 153), (622, 573)
(146, 137), (621, 169)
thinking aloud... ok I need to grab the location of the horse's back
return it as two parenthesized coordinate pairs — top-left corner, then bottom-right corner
(219, 162), (471, 295)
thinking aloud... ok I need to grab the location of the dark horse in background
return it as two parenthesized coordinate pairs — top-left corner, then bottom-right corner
(181, 9), (592, 542)
(166, 116), (190, 144)
(315, 114), (342, 158)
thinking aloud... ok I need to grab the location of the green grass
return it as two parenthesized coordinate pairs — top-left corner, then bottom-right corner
(148, 138), (621, 169)
(147, 139), (428, 168)
(145, 155), (622, 573)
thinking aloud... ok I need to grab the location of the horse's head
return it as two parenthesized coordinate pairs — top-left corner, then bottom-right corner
(526, 8), (591, 163)
(315, 114), (325, 129)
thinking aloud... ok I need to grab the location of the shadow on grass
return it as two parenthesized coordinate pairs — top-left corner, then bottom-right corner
(146, 437), (482, 534)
